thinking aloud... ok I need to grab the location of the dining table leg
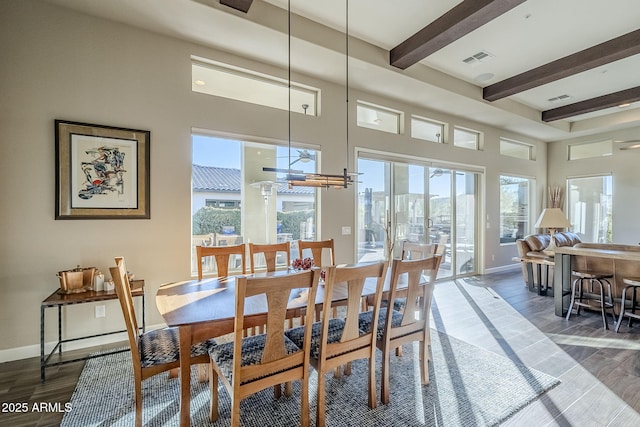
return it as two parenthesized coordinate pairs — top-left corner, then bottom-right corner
(179, 325), (193, 427)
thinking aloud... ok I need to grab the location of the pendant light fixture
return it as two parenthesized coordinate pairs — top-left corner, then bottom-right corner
(263, 0), (355, 189)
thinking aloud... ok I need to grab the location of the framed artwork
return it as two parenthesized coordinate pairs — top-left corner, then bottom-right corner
(55, 120), (150, 219)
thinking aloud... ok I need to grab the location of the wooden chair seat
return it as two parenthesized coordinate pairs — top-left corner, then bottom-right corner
(138, 328), (215, 367)
(285, 317), (350, 359)
(209, 334), (302, 382)
(358, 308), (403, 341)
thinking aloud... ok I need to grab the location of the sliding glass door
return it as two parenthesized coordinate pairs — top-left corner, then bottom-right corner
(357, 156), (479, 278)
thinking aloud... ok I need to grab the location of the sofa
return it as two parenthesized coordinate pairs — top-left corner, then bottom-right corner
(515, 231), (582, 289)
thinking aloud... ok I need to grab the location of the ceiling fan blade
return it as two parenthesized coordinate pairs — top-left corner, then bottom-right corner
(619, 144), (640, 150)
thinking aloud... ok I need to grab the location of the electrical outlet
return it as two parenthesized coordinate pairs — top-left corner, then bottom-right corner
(95, 305), (106, 318)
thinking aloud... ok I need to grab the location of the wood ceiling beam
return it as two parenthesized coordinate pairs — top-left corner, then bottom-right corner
(219, 0), (253, 13)
(484, 29), (640, 102)
(390, 0), (525, 70)
(542, 86), (640, 122)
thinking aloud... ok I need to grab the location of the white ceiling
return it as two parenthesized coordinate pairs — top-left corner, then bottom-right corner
(43, 0), (640, 142)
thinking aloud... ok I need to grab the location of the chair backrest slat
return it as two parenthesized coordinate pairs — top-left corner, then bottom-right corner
(386, 255), (442, 330)
(235, 269), (320, 370)
(249, 242), (291, 273)
(401, 242), (438, 260)
(298, 239), (335, 266)
(196, 243), (246, 279)
(322, 262), (388, 353)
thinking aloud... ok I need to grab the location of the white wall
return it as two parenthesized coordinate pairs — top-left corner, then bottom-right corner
(0, 0), (548, 359)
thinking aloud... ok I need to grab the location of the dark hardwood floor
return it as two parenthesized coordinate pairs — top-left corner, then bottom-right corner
(1, 269), (639, 426)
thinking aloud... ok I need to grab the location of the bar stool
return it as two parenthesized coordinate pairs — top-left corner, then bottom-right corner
(615, 278), (640, 333)
(565, 270), (616, 330)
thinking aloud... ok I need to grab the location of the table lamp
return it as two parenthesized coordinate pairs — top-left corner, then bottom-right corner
(534, 208), (571, 255)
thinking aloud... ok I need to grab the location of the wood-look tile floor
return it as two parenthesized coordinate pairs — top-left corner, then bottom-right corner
(1, 270), (639, 426)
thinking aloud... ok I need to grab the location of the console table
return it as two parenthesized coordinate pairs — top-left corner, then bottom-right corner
(40, 280), (145, 382)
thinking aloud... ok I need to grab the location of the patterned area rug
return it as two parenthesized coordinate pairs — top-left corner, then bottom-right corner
(61, 331), (559, 426)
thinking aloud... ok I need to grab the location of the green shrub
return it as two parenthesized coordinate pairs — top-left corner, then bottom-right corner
(192, 207), (313, 240)
(277, 210), (314, 240)
(192, 207), (241, 235)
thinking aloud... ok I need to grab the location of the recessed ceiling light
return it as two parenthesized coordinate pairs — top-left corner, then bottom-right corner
(194, 79), (206, 86)
(618, 103), (631, 108)
(475, 73), (495, 82)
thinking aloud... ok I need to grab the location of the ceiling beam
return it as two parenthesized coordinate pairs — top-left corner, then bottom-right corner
(390, 0), (525, 70)
(542, 86), (640, 122)
(219, 0), (253, 13)
(484, 29), (640, 102)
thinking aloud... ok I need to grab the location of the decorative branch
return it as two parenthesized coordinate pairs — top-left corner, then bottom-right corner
(548, 185), (562, 208)
(383, 210), (395, 260)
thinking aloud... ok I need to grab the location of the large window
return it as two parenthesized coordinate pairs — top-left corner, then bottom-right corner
(567, 175), (612, 243)
(356, 155), (481, 278)
(499, 176), (532, 244)
(192, 134), (318, 276)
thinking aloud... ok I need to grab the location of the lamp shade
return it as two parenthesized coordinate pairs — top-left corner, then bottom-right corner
(534, 208), (571, 229)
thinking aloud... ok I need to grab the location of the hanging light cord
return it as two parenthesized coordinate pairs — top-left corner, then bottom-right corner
(345, 0), (349, 171)
(287, 0), (292, 171)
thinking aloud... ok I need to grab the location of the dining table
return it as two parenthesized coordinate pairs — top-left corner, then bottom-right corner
(155, 266), (420, 426)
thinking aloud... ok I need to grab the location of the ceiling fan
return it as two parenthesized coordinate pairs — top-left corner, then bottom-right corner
(289, 149), (315, 165)
(615, 140), (640, 150)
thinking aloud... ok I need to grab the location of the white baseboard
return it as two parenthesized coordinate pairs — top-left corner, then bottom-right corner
(484, 263), (521, 275)
(0, 323), (165, 363)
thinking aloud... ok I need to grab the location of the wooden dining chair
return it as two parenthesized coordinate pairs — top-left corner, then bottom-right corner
(401, 241), (438, 260)
(110, 257), (216, 427)
(196, 243), (246, 280)
(208, 269), (321, 427)
(248, 241), (291, 273)
(297, 238), (335, 266)
(361, 255), (442, 405)
(285, 261), (388, 427)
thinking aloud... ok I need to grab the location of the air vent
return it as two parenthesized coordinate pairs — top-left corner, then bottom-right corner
(462, 50), (494, 66)
(547, 94), (572, 103)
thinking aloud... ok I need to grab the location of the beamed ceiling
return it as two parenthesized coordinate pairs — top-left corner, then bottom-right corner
(43, 0), (640, 142)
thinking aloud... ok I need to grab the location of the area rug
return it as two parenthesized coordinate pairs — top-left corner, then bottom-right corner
(61, 331), (559, 426)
